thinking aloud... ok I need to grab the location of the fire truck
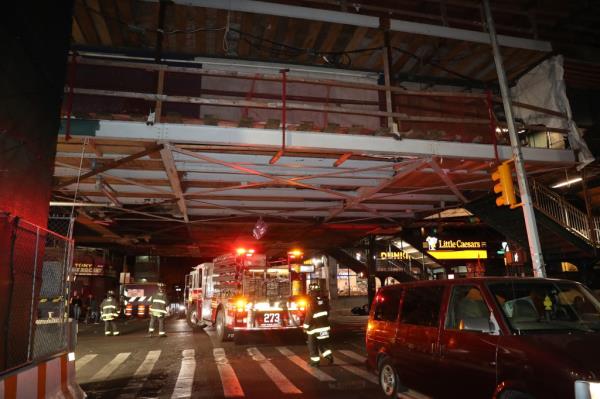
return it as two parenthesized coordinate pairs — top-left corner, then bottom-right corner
(184, 249), (308, 342)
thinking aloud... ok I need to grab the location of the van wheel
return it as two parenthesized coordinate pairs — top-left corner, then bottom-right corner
(216, 309), (234, 342)
(378, 358), (399, 398)
(500, 391), (534, 399)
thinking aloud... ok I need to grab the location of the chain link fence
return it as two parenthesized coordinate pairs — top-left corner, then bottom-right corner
(0, 213), (74, 374)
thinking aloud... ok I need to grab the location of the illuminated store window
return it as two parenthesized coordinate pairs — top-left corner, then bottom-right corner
(337, 268), (367, 296)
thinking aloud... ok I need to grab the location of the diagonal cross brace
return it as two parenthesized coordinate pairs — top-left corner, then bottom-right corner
(161, 144), (189, 223)
(323, 158), (428, 222)
(428, 158), (468, 203)
(170, 145), (397, 221)
(58, 143), (164, 188)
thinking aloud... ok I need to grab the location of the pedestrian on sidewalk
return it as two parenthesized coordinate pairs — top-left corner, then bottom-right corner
(71, 294), (82, 322)
(303, 283), (333, 367)
(85, 294), (99, 324)
(100, 290), (120, 336)
(148, 284), (168, 337)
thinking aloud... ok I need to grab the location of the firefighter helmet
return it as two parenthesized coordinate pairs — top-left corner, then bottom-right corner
(308, 283), (320, 295)
(107, 290), (115, 297)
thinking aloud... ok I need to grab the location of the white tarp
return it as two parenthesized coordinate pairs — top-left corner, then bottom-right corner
(511, 55), (594, 168)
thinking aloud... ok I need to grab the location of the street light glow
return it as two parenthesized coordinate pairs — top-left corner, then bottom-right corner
(551, 177), (582, 188)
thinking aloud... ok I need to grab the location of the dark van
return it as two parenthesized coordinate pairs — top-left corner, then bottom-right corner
(366, 277), (600, 399)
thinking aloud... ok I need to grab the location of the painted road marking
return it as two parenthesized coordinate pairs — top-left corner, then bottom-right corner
(172, 349), (196, 399)
(247, 347), (302, 395)
(75, 354), (97, 372)
(338, 350), (367, 363)
(213, 348), (244, 398)
(334, 355), (377, 385)
(118, 350), (161, 399)
(275, 347), (335, 382)
(90, 352), (131, 382)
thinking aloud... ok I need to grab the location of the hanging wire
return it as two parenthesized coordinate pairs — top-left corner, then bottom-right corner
(222, 11), (231, 53)
(67, 138), (89, 240)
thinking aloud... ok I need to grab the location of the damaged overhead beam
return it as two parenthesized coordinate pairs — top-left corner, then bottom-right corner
(162, 0), (552, 52)
(69, 120), (576, 164)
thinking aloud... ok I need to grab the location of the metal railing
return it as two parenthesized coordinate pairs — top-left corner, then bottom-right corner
(530, 180), (598, 246)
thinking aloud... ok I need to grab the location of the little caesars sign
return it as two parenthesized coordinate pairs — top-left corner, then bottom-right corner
(425, 236), (486, 251)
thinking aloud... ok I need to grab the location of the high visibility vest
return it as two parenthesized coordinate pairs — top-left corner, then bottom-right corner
(303, 295), (331, 339)
(100, 297), (119, 321)
(149, 292), (168, 317)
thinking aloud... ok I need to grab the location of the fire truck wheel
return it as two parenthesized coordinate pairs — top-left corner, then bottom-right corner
(216, 309), (234, 342)
(186, 308), (206, 330)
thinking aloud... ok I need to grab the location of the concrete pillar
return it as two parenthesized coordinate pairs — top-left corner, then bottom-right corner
(327, 256), (338, 302)
(0, 2), (73, 370)
(367, 236), (377, 306)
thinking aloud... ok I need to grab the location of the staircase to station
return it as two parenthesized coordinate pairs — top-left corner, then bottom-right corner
(465, 179), (598, 265)
(327, 244), (425, 283)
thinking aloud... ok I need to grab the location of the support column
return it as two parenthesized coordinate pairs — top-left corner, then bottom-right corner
(380, 18), (397, 134)
(483, 0), (546, 277)
(0, 1), (73, 370)
(581, 168), (598, 254)
(367, 236), (377, 306)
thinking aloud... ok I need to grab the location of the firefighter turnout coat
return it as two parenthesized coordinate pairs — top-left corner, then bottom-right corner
(100, 297), (119, 321)
(303, 295), (331, 339)
(149, 292), (168, 318)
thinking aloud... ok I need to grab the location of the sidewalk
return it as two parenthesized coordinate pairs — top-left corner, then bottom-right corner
(330, 308), (368, 336)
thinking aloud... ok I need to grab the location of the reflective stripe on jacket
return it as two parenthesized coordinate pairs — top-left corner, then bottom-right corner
(304, 295), (331, 335)
(149, 292), (168, 317)
(100, 297), (119, 320)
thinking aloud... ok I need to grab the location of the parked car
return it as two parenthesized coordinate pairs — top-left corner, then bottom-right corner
(366, 277), (600, 399)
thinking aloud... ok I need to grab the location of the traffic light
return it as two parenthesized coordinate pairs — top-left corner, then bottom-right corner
(491, 161), (517, 207)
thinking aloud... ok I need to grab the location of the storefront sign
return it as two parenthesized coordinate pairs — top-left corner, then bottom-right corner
(379, 251), (410, 260)
(74, 262), (105, 276)
(299, 265), (315, 273)
(425, 236), (487, 260)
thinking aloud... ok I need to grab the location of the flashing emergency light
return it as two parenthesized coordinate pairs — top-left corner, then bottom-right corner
(296, 298), (307, 311)
(288, 249), (304, 259)
(236, 248), (255, 256)
(235, 298), (247, 312)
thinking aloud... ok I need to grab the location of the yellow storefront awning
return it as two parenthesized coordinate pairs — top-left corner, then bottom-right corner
(428, 250), (488, 260)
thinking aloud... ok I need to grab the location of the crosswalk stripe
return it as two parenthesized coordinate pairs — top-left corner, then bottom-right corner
(247, 347), (302, 394)
(213, 348), (244, 398)
(172, 349), (196, 399)
(90, 352), (131, 382)
(75, 354), (97, 372)
(275, 347), (335, 383)
(334, 356), (377, 385)
(338, 350), (367, 363)
(118, 350), (161, 399)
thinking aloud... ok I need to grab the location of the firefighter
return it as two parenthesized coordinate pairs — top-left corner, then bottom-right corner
(100, 290), (120, 336)
(303, 283), (333, 367)
(148, 284), (168, 337)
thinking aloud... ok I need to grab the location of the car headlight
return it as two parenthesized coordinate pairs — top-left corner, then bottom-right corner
(575, 381), (600, 399)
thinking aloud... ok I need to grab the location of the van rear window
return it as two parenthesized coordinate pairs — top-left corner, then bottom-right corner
(400, 286), (445, 327)
(374, 289), (402, 322)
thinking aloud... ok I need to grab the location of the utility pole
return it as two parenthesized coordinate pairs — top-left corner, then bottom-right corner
(482, 0), (546, 277)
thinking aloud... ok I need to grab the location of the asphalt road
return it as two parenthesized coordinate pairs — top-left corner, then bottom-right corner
(74, 315), (385, 399)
